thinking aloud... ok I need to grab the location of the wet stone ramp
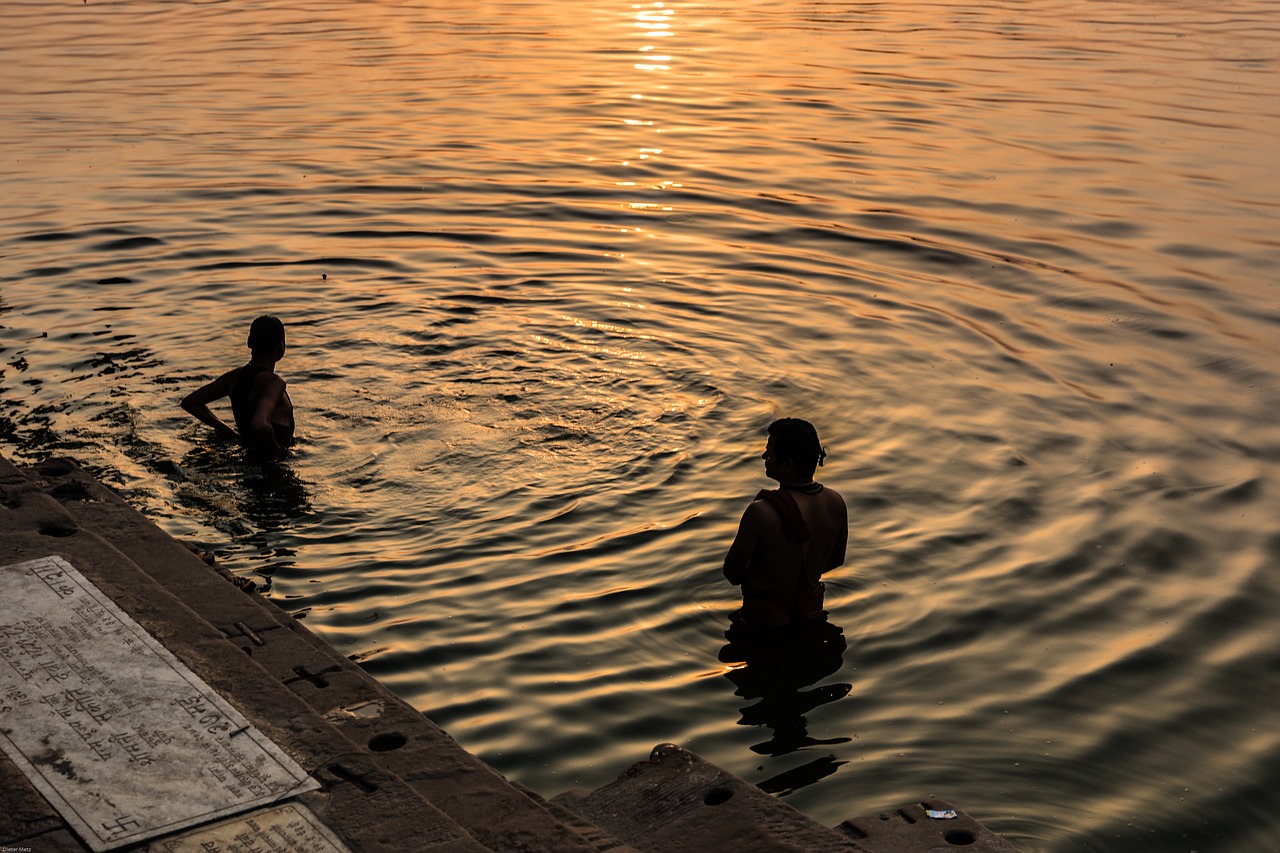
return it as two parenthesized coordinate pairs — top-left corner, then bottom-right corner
(553, 744), (1021, 853)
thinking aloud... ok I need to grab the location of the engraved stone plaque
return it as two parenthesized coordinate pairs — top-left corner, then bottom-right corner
(0, 556), (319, 851)
(155, 803), (352, 853)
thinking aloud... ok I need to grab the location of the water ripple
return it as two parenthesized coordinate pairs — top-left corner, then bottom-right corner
(2, 0), (1279, 850)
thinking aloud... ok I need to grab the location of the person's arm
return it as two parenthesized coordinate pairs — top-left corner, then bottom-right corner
(180, 372), (239, 441)
(723, 501), (763, 585)
(247, 375), (288, 460)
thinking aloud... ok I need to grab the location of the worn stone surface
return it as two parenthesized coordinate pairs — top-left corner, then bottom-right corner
(553, 744), (871, 853)
(513, 782), (642, 853)
(0, 752), (64, 839)
(0, 555), (317, 851)
(835, 799), (1025, 853)
(149, 802), (352, 853)
(7, 826), (88, 852)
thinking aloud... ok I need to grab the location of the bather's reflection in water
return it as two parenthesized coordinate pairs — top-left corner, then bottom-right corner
(177, 442), (313, 526)
(236, 461), (312, 541)
(719, 612), (852, 795)
(173, 441), (315, 588)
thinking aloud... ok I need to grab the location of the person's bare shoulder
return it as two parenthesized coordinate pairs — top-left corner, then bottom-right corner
(817, 486), (848, 528)
(249, 369), (285, 395)
(743, 496), (773, 522)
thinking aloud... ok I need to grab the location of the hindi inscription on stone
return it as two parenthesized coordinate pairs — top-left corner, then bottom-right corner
(0, 556), (318, 851)
(156, 803), (352, 853)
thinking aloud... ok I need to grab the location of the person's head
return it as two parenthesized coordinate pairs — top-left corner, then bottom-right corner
(247, 315), (285, 358)
(763, 418), (827, 482)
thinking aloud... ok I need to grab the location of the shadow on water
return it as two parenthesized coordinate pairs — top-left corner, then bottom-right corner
(718, 613), (852, 797)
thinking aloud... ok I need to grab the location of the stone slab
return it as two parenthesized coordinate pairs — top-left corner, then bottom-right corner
(152, 802), (351, 853)
(0, 556), (318, 851)
(553, 744), (870, 853)
(835, 799), (1024, 853)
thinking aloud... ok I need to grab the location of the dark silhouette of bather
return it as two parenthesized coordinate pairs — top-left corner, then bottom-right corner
(723, 418), (848, 628)
(719, 419), (854, 792)
(181, 315), (295, 461)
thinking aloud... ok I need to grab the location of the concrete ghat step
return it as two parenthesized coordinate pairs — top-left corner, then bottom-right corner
(553, 744), (1025, 853)
(836, 800), (1026, 853)
(553, 744), (871, 853)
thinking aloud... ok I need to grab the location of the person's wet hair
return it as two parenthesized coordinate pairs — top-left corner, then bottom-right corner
(247, 315), (285, 355)
(767, 418), (827, 479)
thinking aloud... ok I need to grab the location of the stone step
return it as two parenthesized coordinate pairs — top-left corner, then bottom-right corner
(835, 798), (1026, 853)
(553, 743), (1025, 853)
(553, 744), (871, 853)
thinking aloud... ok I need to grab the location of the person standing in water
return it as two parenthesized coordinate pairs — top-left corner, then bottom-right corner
(723, 418), (848, 629)
(181, 315), (295, 460)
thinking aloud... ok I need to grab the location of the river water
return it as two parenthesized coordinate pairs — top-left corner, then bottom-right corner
(2, 1), (1278, 850)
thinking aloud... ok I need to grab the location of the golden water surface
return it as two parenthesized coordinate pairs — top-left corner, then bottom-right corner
(2, 1), (1279, 849)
